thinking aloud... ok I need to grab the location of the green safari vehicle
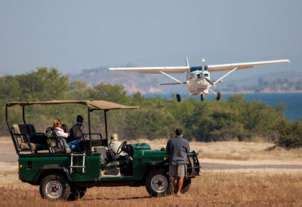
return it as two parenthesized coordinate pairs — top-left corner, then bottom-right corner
(5, 100), (200, 201)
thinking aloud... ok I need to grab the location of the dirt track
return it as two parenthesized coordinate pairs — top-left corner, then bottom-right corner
(202, 161), (302, 171)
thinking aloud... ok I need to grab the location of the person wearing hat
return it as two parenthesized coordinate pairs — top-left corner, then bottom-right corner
(109, 133), (123, 154)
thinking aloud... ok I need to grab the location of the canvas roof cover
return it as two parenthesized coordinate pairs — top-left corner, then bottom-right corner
(6, 100), (138, 110)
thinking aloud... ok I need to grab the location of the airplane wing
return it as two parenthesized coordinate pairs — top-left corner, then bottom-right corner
(109, 66), (189, 74)
(207, 59), (290, 72)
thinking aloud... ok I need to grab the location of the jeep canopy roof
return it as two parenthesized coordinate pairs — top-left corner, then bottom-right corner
(5, 100), (138, 154)
(6, 100), (138, 110)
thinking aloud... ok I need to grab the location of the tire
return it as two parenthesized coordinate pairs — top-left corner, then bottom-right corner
(145, 170), (172, 197)
(39, 174), (71, 201)
(176, 94), (181, 102)
(68, 187), (87, 201)
(216, 92), (221, 101)
(200, 94), (204, 101)
(181, 178), (191, 193)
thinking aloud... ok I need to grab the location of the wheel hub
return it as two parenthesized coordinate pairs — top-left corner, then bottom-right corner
(150, 174), (168, 193)
(45, 180), (63, 199)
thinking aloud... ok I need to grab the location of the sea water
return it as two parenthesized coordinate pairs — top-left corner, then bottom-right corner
(242, 93), (302, 121)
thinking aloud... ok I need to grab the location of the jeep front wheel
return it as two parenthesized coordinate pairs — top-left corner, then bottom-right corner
(145, 170), (171, 197)
(40, 174), (71, 201)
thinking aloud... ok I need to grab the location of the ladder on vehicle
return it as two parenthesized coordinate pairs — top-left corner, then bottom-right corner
(70, 153), (86, 174)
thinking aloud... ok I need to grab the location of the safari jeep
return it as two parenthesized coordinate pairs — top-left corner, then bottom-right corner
(5, 100), (200, 201)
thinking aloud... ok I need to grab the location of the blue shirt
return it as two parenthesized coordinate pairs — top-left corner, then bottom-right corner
(166, 135), (190, 165)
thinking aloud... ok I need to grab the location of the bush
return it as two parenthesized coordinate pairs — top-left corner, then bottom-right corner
(278, 121), (302, 148)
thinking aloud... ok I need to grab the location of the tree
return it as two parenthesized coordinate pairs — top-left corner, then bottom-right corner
(89, 83), (129, 103)
(16, 68), (69, 100)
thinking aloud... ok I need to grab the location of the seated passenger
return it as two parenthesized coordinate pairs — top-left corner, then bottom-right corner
(51, 119), (71, 153)
(68, 115), (84, 151)
(69, 115), (84, 142)
(53, 119), (69, 138)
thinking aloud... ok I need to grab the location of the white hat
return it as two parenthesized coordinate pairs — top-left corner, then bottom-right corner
(111, 133), (119, 141)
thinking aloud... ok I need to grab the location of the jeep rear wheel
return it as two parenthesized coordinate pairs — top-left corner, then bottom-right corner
(40, 174), (71, 201)
(145, 170), (171, 197)
(68, 187), (87, 201)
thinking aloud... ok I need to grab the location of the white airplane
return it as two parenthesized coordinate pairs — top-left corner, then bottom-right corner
(109, 58), (290, 101)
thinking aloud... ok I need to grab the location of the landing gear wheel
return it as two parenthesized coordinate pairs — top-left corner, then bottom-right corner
(146, 170), (172, 197)
(176, 94), (181, 102)
(39, 174), (71, 201)
(68, 187), (87, 201)
(181, 178), (191, 193)
(200, 94), (204, 101)
(216, 92), (221, 101)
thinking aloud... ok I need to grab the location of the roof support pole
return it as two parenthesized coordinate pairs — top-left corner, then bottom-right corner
(87, 108), (92, 140)
(87, 108), (92, 153)
(104, 110), (108, 146)
(22, 105), (26, 124)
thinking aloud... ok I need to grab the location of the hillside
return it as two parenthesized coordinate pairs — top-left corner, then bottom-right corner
(69, 66), (177, 94)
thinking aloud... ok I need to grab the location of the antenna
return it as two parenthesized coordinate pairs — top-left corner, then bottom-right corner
(202, 58), (206, 71)
(186, 56), (190, 67)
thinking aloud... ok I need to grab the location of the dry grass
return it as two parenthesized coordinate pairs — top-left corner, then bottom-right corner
(133, 139), (302, 161)
(0, 172), (302, 207)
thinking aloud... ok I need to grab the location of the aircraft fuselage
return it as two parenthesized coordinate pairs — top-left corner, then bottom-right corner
(186, 70), (211, 95)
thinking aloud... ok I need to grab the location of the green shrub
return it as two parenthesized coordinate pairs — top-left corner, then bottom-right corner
(278, 121), (302, 148)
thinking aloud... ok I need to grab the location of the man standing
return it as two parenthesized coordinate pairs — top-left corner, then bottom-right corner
(166, 128), (190, 196)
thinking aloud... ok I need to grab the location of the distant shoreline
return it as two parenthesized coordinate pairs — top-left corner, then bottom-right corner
(221, 91), (302, 95)
(144, 91), (302, 97)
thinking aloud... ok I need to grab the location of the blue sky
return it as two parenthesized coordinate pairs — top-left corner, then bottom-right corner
(0, 0), (301, 75)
